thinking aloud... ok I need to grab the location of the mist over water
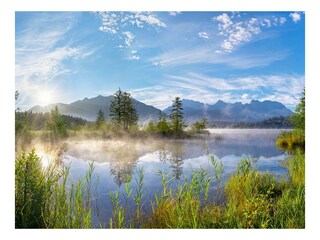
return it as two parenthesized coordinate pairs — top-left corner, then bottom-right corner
(35, 129), (288, 227)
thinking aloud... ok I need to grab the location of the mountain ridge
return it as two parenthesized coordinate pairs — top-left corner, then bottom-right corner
(29, 96), (293, 123)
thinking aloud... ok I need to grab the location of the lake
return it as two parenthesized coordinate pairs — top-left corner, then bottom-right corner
(38, 128), (289, 227)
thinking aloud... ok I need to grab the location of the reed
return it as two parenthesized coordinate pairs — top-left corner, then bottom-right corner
(15, 149), (93, 228)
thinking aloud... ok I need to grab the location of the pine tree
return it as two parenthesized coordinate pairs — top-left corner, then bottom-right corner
(110, 89), (123, 128)
(109, 88), (138, 131)
(169, 97), (185, 134)
(96, 109), (105, 128)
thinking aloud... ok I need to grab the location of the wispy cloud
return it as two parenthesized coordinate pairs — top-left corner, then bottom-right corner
(150, 46), (289, 69)
(128, 73), (304, 110)
(198, 32), (210, 39)
(15, 13), (96, 109)
(168, 12), (182, 17)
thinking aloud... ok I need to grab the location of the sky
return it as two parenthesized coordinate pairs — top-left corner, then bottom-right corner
(15, 11), (305, 111)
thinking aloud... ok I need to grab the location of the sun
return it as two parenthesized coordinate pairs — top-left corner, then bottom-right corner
(36, 89), (54, 106)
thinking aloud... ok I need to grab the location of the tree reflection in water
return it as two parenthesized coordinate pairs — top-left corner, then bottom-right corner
(158, 142), (185, 179)
(108, 144), (139, 186)
(109, 162), (136, 186)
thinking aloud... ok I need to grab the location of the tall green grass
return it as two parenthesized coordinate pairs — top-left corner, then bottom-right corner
(15, 149), (93, 228)
(276, 129), (305, 152)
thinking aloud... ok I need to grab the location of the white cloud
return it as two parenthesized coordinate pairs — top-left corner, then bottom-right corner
(98, 12), (166, 33)
(279, 17), (287, 25)
(213, 13), (233, 31)
(130, 55), (140, 60)
(97, 12), (167, 59)
(99, 26), (117, 34)
(213, 13), (292, 52)
(134, 12), (167, 28)
(130, 19), (144, 28)
(123, 31), (135, 47)
(290, 12), (301, 23)
(213, 14), (262, 52)
(198, 32), (209, 39)
(260, 19), (271, 28)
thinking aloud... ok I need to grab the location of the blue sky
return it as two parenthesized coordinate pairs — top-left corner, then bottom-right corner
(15, 11), (305, 110)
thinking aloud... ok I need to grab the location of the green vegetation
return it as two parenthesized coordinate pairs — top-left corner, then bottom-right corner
(169, 97), (186, 134)
(107, 151), (304, 228)
(109, 88), (138, 131)
(15, 150), (93, 228)
(95, 109), (105, 128)
(45, 106), (67, 137)
(191, 118), (208, 133)
(277, 89), (305, 151)
(291, 88), (305, 132)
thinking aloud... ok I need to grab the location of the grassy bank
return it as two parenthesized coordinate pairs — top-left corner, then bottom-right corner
(276, 129), (305, 152)
(15, 148), (304, 228)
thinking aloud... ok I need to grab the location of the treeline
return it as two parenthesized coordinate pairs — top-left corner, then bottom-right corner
(15, 89), (208, 138)
(15, 107), (88, 135)
(208, 116), (293, 129)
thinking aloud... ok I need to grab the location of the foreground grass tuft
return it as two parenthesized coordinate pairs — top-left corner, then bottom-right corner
(15, 149), (93, 228)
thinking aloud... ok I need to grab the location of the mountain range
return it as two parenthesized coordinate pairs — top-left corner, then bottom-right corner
(163, 99), (293, 123)
(29, 95), (293, 123)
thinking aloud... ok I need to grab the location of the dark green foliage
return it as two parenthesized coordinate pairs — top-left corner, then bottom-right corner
(109, 89), (138, 131)
(45, 106), (67, 137)
(191, 118), (208, 133)
(169, 97), (185, 134)
(95, 109), (105, 128)
(291, 88), (305, 132)
(157, 111), (171, 135)
(144, 112), (171, 135)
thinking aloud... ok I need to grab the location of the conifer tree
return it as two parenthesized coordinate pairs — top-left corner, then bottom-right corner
(169, 97), (185, 134)
(109, 88), (138, 131)
(96, 109), (105, 128)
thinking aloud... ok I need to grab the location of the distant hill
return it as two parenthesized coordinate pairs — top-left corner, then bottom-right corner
(29, 95), (161, 122)
(29, 96), (293, 124)
(163, 99), (293, 123)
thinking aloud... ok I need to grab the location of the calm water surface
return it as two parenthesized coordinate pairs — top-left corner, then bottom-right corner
(39, 129), (288, 227)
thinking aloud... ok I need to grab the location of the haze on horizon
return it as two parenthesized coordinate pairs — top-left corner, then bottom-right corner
(15, 11), (305, 111)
